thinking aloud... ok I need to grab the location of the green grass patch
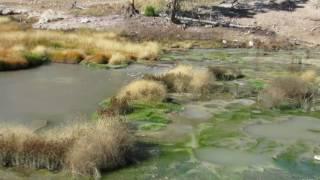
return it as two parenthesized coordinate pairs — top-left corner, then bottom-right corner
(127, 101), (181, 124)
(144, 6), (158, 17)
(24, 52), (49, 66)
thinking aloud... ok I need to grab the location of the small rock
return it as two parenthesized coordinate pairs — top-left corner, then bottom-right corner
(222, 40), (228, 44)
(37, 9), (66, 24)
(248, 40), (254, 47)
(80, 18), (91, 23)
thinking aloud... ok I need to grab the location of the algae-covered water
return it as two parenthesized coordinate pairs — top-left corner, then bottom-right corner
(2, 49), (320, 179)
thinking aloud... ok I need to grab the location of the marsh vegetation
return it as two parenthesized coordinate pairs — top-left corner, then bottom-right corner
(0, 17), (160, 71)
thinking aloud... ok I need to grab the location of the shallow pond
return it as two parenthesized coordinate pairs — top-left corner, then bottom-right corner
(0, 63), (167, 130)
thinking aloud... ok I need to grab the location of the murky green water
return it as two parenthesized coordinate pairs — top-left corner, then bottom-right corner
(2, 49), (320, 179)
(0, 64), (167, 130)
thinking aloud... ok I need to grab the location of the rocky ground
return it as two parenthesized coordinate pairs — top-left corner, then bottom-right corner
(0, 0), (319, 47)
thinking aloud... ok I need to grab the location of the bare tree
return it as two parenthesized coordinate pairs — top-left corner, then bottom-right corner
(170, 0), (181, 23)
(124, 0), (139, 17)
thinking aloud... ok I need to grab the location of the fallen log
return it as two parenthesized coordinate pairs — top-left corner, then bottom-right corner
(172, 16), (257, 29)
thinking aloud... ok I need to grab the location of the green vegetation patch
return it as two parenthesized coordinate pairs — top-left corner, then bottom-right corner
(127, 101), (181, 124)
(144, 6), (158, 17)
(24, 52), (49, 66)
(199, 108), (252, 147)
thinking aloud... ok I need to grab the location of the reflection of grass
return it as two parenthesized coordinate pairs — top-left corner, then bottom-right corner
(307, 129), (320, 133)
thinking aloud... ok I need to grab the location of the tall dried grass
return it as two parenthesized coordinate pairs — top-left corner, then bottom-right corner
(144, 65), (213, 93)
(117, 79), (167, 102)
(260, 72), (318, 108)
(0, 117), (133, 178)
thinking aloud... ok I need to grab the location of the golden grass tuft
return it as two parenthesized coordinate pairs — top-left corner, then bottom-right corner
(300, 70), (317, 83)
(109, 53), (131, 65)
(67, 119), (133, 177)
(0, 117), (133, 177)
(145, 65), (213, 93)
(50, 50), (85, 64)
(0, 48), (29, 70)
(117, 79), (167, 102)
(84, 53), (111, 64)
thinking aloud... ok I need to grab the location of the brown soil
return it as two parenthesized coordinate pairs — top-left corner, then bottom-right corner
(0, 0), (318, 48)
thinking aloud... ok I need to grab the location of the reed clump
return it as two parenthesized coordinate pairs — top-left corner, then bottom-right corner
(0, 117), (133, 178)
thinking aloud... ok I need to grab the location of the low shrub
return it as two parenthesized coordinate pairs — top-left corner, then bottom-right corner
(117, 79), (167, 102)
(208, 66), (244, 81)
(144, 6), (157, 17)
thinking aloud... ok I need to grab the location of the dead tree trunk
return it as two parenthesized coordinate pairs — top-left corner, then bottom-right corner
(124, 0), (139, 17)
(170, 0), (180, 23)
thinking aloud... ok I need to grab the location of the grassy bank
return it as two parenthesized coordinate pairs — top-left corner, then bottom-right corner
(0, 17), (160, 71)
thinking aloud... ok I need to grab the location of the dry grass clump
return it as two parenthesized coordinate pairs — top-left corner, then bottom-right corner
(109, 53), (131, 65)
(0, 117), (133, 178)
(98, 97), (132, 117)
(145, 65), (213, 93)
(66, 119), (133, 177)
(260, 72), (317, 108)
(0, 127), (73, 170)
(83, 53), (111, 64)
(0, 48), (29, 70)
(117, 79), (167, 102)
(50, 50), (85, 64)
(208, 66), (244, 81)
(300, 70), (317, 83)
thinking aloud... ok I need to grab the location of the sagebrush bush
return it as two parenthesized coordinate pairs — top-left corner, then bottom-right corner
(208, 66), (244, 81)
(117, 79), (167, 102)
